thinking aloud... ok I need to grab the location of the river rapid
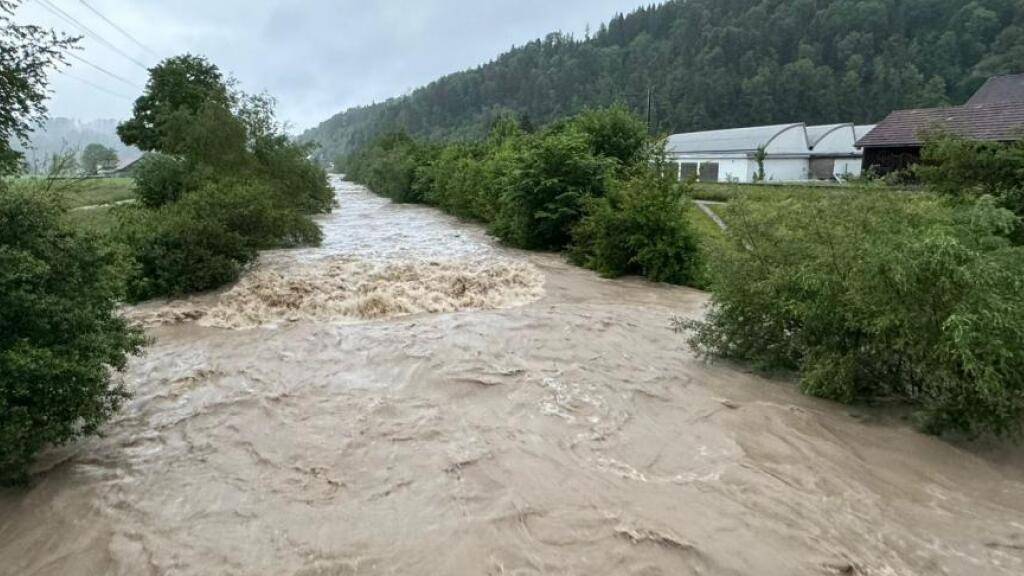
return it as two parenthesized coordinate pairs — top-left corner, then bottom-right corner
(2, 178), (1024, 575)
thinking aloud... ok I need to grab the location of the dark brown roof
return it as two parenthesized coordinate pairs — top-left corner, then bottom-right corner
(856, 102), (1024, 148)
(967, 73), (1024, 105)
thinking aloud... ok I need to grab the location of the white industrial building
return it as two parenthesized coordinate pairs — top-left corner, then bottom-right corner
(666, 122), (876, 183)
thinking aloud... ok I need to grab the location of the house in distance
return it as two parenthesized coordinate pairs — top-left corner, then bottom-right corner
(857, 73), (1024, 175)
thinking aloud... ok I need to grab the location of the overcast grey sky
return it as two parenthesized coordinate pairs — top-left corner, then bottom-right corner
(15, 0), (649, 132)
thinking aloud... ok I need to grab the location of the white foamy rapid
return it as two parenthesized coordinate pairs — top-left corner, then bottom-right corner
(2, 178), (1023, 576)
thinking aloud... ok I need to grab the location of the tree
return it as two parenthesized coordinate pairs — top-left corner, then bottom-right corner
(1, 2), (143, 485)
(0, 0), (78, 175)
(1, 186), (145, 485)
(80, 143), (118, 175)
(117, 54), (231, 152)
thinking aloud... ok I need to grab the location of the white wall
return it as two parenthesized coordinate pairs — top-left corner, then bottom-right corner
(711, 158), (754, 183)
(834, 158), (863, 179)
(764, 158), (809, 182)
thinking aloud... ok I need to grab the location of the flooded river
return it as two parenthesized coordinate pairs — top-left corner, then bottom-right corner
(3, 178), (1024, 575)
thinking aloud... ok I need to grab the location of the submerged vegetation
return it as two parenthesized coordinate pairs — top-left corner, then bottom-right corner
(345, 107), (705, 287)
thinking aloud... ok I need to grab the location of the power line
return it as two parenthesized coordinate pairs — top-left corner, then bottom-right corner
(76, 0), (159, 58)
(57, 69), (136, 101)
(34, 0), (149, 71)
(68, 51), (142, 90)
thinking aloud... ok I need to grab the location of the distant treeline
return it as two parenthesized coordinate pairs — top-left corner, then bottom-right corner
(303, 0), (1024, 160)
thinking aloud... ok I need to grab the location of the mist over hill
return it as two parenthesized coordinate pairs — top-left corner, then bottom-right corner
(11, 118), (141, 173)
(302, 0), (1024, 161)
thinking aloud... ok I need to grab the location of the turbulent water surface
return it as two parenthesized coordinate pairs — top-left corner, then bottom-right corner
(3, 178), (1024, 576)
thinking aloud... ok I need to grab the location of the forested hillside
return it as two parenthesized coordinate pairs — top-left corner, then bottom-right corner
(303, 0), (1024, 160)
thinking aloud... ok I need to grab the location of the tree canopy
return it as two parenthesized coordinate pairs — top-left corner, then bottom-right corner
(80, 143), (118, 175)
(117, 54), (232, 152)
(0, 0), (77, 175)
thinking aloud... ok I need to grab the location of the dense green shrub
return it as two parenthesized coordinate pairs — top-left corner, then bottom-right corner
(255, 138), (336, 214)
(133, 153), (193, 208)
(571, 105), (648, 169)
(416, 130), (520, 222)
(117, 179), (322, 301)
(346, 132), (433, 203)
(918, 136), (1024, 201)
(571, 162), (701, 284)
(684, 190), (1024, 437)
(0, 184), (144, 485)
(918, 136), (1024, 241)
(492, 127), (614, 250)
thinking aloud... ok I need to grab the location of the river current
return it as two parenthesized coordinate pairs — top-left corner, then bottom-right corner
(2, 178), (1023, 575)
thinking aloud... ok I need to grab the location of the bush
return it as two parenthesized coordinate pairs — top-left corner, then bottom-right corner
(118, 179), (322, 301)
(684, 190), (1024, 437)
(918, 135), (1024, 241)
(0, 184), (144, 485)
(571, 162), (701, 284)
(346, 132), (432, 203)
(255, 138), (336, 214)
(492, 128), (614, 250)
(417, 133), (519, 223)
(571, 105), (648, 168)
(133, 153), (193, 208)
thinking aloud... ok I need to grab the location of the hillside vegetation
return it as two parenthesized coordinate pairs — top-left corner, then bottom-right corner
(303, 0), (1024, 159)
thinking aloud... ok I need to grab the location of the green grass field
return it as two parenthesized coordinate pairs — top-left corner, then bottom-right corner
(690, 181), (904, 203)
(4, 177), (136, 235)
(8, 177), (137, 209)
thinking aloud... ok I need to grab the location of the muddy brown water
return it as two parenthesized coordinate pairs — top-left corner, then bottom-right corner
(2, 178), (1024, 575)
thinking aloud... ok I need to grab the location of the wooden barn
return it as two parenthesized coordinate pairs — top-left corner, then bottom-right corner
(857, 73), (1024, 175)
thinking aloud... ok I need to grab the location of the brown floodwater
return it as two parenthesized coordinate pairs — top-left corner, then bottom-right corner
(2, 178), (1023, 575)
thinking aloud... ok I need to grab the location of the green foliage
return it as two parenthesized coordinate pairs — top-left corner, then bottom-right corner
(347, 107), (700, 286)
(685, 189), (1024, 437)
(117, 54), (232, 152)
(111, 53), (333, 300)
(570, 106), (648, 168)
(0, 0), (78, 176)
(345, 132), (433, 203)
(133, 153), (192, 208)
(918, 135), (1024, 220)
(0, 183), (144, 485)
(302, 0), (1024, 161)
(251, 137), (335, 215)
(80, 143), (118, 175)
(570, 161), (701, 284)
(754, 146), (768, 183)
(117, 179), (322, 301)
(492, 126), (614, 250)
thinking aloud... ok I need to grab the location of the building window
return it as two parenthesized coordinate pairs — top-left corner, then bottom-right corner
(699, 162), (719, 183)
(680, 162), (698, 181)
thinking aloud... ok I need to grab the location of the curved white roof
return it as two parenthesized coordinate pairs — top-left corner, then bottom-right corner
(667, 123), (806, 155)
(806, 123), (853, 149)
(854, 125), (877, 141)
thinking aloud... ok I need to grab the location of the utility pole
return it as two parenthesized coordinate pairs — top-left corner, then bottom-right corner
(647, 86), (653, 134)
